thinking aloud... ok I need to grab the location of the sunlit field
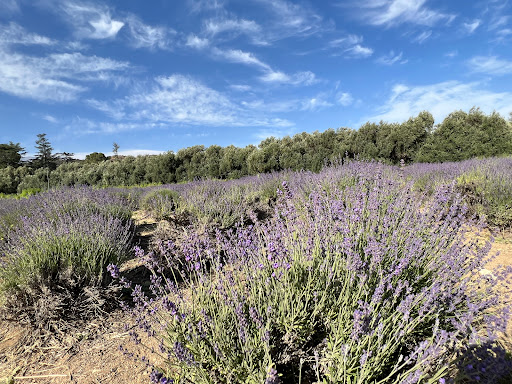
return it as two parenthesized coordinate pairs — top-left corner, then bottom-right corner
(1, 157), (512, 384)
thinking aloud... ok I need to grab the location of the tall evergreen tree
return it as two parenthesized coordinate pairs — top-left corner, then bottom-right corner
(33, 133), (57, 170)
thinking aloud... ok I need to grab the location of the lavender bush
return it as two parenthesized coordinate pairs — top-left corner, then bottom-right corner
(0, 186), (134, 325)
(140, 188), (182, 221)
(404, 157), (512, 230)
(116, 163), (511, 383)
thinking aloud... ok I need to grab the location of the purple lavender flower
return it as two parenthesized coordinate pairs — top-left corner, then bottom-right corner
(107, 263), (120, 279)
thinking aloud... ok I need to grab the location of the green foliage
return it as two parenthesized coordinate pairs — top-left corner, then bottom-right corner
(0, 142), (25, 168)
(18, 188), (41, 198)
(85, 152), (108, 163)
(416, 108), (512, 163)
(2, 109), (511, 191)
(0, 188), (134, 324)
(457, 169), (512, 230)
(32, 133), (57, 170)
(352, 111), (433, 163)
(0, 166), (31, 194)
(140, 188), (181, 220)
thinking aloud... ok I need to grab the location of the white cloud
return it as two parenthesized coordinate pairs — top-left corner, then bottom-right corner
(363, 80), (512, 124)
(66, 118), (166, 134)
(376, 50), (407, 65)
(345, 44), (373, 58)
(47, 53), (130, 78)
(337, 92), (354, 106)
(325, 35), (373, 59)
(252, 0), (328, 39)
(125, 15), (176, 50)
(229, 84), (252, 92)
(203, 17), (265, 44)
(412, 30), (432, 43)
(327, 35), (363, 48)
(463, 19), (481, 34)
(468, 56), (512, 75)
(0, 51), (85, 102)
(0, 47), (130, 102)
(42, 115), (59, 123)
(259, 70), (317, 85)
(0, 0), (19, 14)
(57, 1), (124, 39)
(185, 34), (209, 49)
(445, 50), (458, 58)
(302, 97), (333, 111)
(211, 47), (317, 86)
(243, 89), (349, 113)
(357, 0), (455, 27)
(0, 23), (56, 46)
(496, 28), (512, 37)
(212, 48), (271, 70)
(188, 0), (226, 13)
(87, 74), (294, 128)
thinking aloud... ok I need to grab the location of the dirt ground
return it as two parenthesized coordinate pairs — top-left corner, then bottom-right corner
(1, 216), (511, 384)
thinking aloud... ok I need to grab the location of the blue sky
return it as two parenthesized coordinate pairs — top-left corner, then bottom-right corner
(1, 0), (511, 158)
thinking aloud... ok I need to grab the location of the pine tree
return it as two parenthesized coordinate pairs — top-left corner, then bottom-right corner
(33, 133), (56, 169)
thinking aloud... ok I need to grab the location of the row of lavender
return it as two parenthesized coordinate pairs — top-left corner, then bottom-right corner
(0, 187), (134, 326)
(122, 158), (512, 383)
(0, 158), (511, 382)
(139, 156), (512, 232)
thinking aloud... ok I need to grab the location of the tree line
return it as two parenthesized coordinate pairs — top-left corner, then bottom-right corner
(1, 108), (511, 194)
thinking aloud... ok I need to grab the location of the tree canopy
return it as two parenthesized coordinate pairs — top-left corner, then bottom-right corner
(0, 142), (25, 168)
(1, 108), (511, 194)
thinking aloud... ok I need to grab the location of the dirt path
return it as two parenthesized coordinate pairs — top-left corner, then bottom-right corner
(486, 231), (512, 349)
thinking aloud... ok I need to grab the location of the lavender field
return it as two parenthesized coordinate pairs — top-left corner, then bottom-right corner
(1, 157), (512, 384)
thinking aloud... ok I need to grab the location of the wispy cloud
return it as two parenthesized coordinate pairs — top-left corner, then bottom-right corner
(496, 28), (512, 37)
(0, 46), (130, 102)
(212, 48), (271, 70)
(327, 35), (363, 48)
(87, 74), (294, 129)
(0, 0), (20, 14)
(242, 88), (352, 112)
(57, 1), (125, 39)
(345, 44), (373, 58)
(42, 1), (174, 50)
(445, 50), (458, 58)
(376, 50), (407, 65)
(468, 56), (512, 76)
(252, 0), (328, 39)
(187, 0), (226, 13)
(185, 34), (210, 49)
(259, 70), (317, 86)
(356, 0), (455, 27)
(363, 80), (512, 124)
(462, 19), (481, 34)
(326, 35), (373, 58)
(229, 84), (252, 92)
(211, 47), (317, 86)
(0, 22), (56, 46)
(124, 15), (176, 50)
(412, 30), (432, 43)
(42, 115), (59, 123)
(203, 17), (266, 44)
(337, 92), (354, 107)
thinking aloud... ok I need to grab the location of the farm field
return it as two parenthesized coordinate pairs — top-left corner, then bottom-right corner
(1, 158), (512, 384)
